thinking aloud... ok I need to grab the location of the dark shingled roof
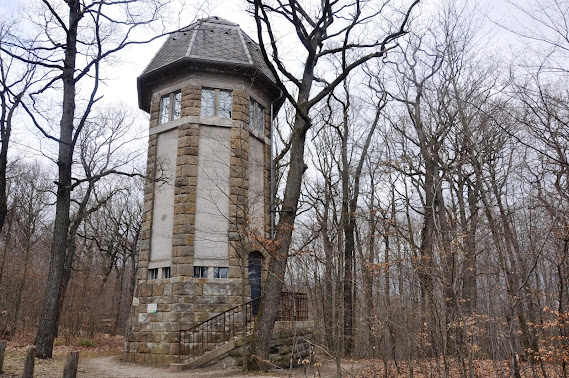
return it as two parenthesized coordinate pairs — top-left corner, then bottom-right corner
(138, 16), (280, 112)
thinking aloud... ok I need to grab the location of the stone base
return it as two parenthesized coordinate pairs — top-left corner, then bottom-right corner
(125, 276), (244, 365)
(268, 321), (314, 368)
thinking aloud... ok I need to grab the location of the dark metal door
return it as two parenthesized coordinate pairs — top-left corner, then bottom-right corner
(248, 252), (263, 316)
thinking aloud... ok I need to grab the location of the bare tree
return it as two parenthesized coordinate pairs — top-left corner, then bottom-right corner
(246, 0), (420, 368)
(0, 161), (50, 339)
(322, 77), (386, 355)
(0, 21), (46, 233)
(0, 0), (169, 357)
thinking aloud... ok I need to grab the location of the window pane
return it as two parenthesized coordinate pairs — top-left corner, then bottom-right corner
(257, 105), (265, 133)
(214, 267), (228, 278)
(162, 267), (171, 279)
(148, 268), (158, 280)
(218, 90), (232, 119)
(173, 92), (181, 120)
(193, 266), (208, 278)
(159, 95), (170, 124)
(250, 100), (255, 128)
(201, 89), (214, 117)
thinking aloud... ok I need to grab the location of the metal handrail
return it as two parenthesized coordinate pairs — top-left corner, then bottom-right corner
(178, 292), (309, 363)
(280, 291), (308, 321)
(178, 297), (260, 362)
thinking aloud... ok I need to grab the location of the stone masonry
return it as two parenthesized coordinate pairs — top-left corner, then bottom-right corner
(125, 84), (272, 365)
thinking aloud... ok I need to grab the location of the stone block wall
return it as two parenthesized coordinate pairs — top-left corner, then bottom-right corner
(172, 123), (199, 277)
(125, 277), (244, 365)
(221, 321), (314, 368)
(269, 321), (314, 368)
(137, 132), (157, 280)
(181, 86), (201, 117)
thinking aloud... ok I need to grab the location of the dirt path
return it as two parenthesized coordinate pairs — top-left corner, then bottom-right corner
(0, 347), (366, 377)
(78, 356), (245, 377)
(77, 355), (367, 377)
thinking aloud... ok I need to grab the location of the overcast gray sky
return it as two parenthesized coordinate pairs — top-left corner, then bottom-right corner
(0, 0), (529, 162)
(99, 0), (521, 111)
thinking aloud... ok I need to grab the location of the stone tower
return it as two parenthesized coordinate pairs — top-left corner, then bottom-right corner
(125, 16), (282, 365)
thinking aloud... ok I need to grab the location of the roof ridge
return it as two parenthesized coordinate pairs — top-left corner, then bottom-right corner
(237, 28), (253, 65)
(185, 27), (198, 57)
(199, 16), (238, 26)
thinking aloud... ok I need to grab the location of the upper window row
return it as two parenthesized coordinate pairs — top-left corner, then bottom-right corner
(159, 88), (233, 124)
(148, 266), (171, 280)
(158, 89), (265, 132)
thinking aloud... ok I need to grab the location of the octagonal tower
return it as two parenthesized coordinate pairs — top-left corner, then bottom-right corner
(125, 16), (282, 365)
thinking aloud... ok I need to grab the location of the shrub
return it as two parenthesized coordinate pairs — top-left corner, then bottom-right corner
(78, 339), (95, 347)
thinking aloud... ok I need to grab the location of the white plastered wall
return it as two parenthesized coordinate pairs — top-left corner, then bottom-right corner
(150, 129), (177, 264)
(194, 126), (231, 266)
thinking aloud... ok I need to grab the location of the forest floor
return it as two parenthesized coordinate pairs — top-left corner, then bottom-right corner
(0, 340), (367, 377)
(0, 337), (565, 377)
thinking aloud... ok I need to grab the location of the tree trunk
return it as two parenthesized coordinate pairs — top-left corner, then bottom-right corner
(363, 186), (376, 356)
(250, 99), (310, 370)
(34, 1), (80, 359)
(0, 106), (9, 233)
(10, 227), (34, 336)
(0, 340), (6, 373)
(112, 263), (126, 336)
(320, 183), (337, 352)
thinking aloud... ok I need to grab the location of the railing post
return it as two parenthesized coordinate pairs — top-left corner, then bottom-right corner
(0, 340), (6, 373)
(62, 350), (79, 378)
(22, 346), (35, 378)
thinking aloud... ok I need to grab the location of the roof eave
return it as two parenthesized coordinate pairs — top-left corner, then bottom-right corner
(137, 58), (281, 114)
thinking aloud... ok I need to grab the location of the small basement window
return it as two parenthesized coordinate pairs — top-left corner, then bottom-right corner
(162, 267), (171, 279)
(201, 88), (232, 119)
(193, 266), (208, 278)
(250, 99), (265, 133)
(213, 267), (228, 279)
(159, 91), (181, 124)
(148, 268), (158, 280)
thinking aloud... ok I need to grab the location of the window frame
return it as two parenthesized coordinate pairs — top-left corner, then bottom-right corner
(162, 267), (171, 279)
(193, 266), (208, 278)
(148, 268), (158, 280)
(159, 90), (181, 124)
(213, 267), (228, 279)
(249, 99), (265, 133)
(201, 88), (232, 119)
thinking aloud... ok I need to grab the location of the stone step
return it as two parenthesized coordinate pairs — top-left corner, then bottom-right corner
(171, 334), (253, 371)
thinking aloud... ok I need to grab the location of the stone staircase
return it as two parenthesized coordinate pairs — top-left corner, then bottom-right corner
(171, 333), (253, 370)
(170, 293), (313, 370)
(171, 298), (259, 370)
